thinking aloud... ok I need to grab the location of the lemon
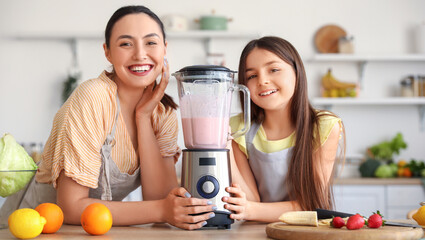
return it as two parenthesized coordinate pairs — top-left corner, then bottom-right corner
(413, 206), (425, 226)
(8, 208), (46, 239)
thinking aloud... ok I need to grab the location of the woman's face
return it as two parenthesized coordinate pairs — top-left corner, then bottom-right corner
(244, 47), (296, 112)
(104, 13), (167, 89)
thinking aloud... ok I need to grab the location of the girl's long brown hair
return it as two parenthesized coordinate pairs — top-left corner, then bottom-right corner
(238, 36), (345, 210)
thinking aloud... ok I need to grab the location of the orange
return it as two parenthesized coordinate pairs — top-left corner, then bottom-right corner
(80, 203), (113, 235)
(403, 168), (412, 177)
(35, 203), (64, 234)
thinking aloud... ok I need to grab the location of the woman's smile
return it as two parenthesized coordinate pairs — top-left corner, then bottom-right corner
(128, 64), (153, 76)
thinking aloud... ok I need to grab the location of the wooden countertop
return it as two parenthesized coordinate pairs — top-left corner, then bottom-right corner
(334, 178), (423, 185)
(0, 221), (269, 240)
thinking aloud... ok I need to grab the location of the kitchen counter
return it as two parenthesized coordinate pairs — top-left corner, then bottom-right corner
(1, 220), (422, 240)
(0, 221), (269, 240)
(334, 177), (424, 185)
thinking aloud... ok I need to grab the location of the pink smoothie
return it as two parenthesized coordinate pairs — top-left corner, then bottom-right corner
(182, 117), (229, 149)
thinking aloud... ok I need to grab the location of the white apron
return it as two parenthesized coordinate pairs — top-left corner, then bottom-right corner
(246, 122), (293, 202)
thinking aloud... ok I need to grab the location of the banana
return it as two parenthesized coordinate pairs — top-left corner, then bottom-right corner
(278, 211), (319, 227)
(321, 69), (357, 90)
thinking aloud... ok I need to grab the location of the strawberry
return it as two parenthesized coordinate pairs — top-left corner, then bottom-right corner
(367, 211), (385, 228)
(330, 216), (345, 228)
(346, 214), (365, 230)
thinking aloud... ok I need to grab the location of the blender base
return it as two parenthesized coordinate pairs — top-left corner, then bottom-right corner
(204, 211), (234, 229)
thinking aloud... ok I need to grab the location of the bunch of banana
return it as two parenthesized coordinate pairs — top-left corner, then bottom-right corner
(321, 69), (358, 98)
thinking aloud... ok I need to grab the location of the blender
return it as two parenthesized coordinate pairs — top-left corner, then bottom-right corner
(172, 65), (250, 229)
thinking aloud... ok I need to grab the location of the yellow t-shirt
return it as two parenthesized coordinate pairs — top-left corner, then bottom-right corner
(230, 112), (341, 157)
(36, 71), (181, 189)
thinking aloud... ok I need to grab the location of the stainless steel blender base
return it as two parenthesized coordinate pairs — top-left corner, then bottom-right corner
(181, 149), (234, 229)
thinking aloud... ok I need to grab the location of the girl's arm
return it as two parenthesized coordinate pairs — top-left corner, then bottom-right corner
(56, 171), (215, 229)
(224, 122), (341, 222)
(229, 140), (260, 202)
(315, 121), (342, 187)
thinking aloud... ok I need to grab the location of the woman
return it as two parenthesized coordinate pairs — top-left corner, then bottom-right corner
(1, 5), (214, 230)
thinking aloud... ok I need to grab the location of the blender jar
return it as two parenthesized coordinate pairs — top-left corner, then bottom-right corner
(173, 65), (250, 149)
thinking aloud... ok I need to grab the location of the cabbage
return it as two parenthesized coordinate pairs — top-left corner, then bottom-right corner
(0, 133), (37, 197)
(374, 164), (394, 178)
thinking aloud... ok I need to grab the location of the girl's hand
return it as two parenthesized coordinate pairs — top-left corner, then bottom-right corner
(161, 187), (216, 230)
(135, 58), (169, 121)
(222, 183), (250, 221)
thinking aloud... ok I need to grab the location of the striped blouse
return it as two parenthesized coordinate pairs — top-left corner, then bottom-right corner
(36, 71), (181, 189)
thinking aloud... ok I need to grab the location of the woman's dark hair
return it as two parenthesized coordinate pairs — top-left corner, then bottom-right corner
(105, 5), (177, 110)
(238, 36), (345, 211)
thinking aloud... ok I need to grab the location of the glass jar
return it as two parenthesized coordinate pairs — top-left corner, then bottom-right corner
(400, 76), (414, 97)
(338, 36), (354, 54)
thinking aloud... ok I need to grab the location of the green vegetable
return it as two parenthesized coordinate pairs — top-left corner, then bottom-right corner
(375, 164), (394, 178)
(388, 163), (398, 176)
(359, 158), (381, 178)
(0, 133), (37, 197)
(421, 168), (425, 178)
(368, 133), (407, 161)
(408, 159), (425, 177)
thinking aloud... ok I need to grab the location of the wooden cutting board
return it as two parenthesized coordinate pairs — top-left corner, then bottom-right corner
(266, 222), (424, 240)
(314, 24), (347, 53)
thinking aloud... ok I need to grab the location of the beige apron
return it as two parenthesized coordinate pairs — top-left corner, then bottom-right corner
(0, 95), (140, 226)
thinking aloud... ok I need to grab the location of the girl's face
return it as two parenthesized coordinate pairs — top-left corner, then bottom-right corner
(244, 47), (296, 112)
(104, 13), (167, 89)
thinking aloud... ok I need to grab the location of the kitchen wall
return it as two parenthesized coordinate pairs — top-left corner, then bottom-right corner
(1, 0), (424, 171)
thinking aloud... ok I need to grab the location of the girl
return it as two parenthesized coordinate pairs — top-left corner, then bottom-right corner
(223, 36), (345, 222)
(1, 5), (214, 230)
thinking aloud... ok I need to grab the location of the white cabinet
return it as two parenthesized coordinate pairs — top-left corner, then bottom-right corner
(333, 185), (386, 217)
(333, 182), (425, 219)
(386, 185), (425, 219)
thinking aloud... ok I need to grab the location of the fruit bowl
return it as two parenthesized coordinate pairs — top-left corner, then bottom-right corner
(0, 170), (37, 197)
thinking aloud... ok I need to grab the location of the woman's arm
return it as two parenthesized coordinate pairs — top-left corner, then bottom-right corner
(230, 140), (260, 202)
(134, 61), (178, 200)
(56, 171), (215, 229)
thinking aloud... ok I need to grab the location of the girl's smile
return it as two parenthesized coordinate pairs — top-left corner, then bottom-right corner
(258, 89), (278, 97)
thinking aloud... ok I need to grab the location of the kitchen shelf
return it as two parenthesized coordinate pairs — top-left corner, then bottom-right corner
(11, 30), (259, 41)
(309, 53), (425, 88)
(310, 53), (425, 62)
(313, 97), (425, 131)
(313, 97), (425, 105)
(10, 30), (260, 54)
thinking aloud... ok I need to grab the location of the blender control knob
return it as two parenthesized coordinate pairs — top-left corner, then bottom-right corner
(196, 175), (220, 199)
(202, 181), (215, 194)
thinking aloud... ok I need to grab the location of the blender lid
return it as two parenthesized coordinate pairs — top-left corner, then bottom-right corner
(174, 65), (236, 74)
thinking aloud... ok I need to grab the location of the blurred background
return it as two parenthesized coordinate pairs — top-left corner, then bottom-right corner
(0, 0), (424, 218)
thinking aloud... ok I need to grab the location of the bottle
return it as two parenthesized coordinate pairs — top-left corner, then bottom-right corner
(400, 76), (414, 97)
(338, 36), (354, 54)
(30, 143), (42, 163)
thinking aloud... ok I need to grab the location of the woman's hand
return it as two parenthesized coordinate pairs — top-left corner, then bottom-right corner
(135, 58), (169, 121)
(222, 183), (250, 221)
(161, 187), (216, 230)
